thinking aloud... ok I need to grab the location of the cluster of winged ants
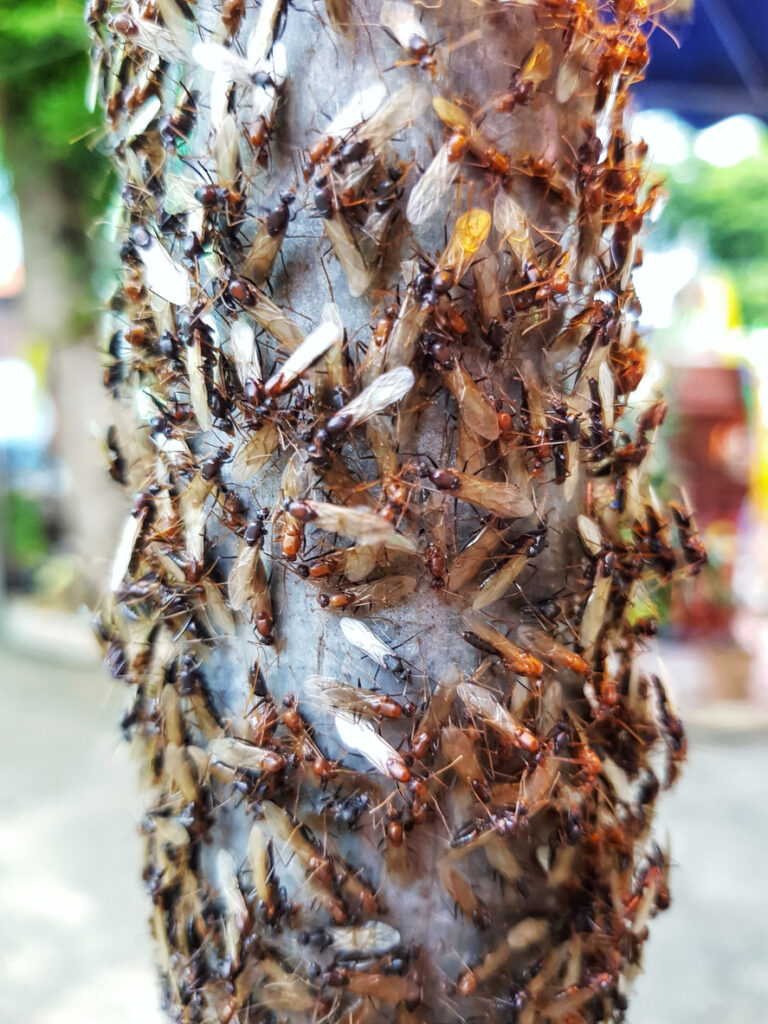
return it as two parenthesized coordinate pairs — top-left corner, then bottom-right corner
(90, 0), (704, 1022)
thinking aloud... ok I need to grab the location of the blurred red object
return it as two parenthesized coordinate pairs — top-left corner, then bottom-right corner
(667, 364), (750, 639)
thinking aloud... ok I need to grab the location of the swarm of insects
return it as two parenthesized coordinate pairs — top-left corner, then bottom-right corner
(92, 0), (700, 1021)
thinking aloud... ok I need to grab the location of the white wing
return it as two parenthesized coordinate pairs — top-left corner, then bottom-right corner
(229, 320), (260, 385)
(381, 0), (428, 50)
(329, 366), (414, 430)
(124, 96), (161, 142)
(340, 617), (399, 669)
(136, 234), (190, 306)
(328, 922), (401, 954)
(334, 713), (410, 781)
(246, 0), (284, 65)
(326, 83), (388, 139)
(193, 41), (252, 84)
(407, 143), (461, 226)
(356, 83), (431, 148)
(264, 320), (342, 395)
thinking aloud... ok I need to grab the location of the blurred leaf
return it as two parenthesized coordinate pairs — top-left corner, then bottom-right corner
(657, 141), (768, 326)
(0, 0), (104, 203)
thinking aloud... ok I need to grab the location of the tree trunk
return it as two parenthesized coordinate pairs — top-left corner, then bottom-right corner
(92, 1), (698, 1021)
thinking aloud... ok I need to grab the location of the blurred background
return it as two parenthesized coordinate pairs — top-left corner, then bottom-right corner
(1, 1), (767, 1021)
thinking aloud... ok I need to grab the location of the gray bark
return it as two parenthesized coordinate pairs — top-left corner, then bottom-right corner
(91, 1), (694, 1022)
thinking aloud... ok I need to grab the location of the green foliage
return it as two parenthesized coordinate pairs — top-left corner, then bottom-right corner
(0, 0), (108, 213)
(6, 491), (49, 568)
(657, 142), (768, 327)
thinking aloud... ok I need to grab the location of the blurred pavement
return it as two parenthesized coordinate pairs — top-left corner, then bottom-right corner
(0, 639), (164, 1024)
(1, 621), (767, 1024)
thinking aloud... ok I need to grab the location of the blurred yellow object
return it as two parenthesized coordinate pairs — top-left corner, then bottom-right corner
(23, 338), (50, 385)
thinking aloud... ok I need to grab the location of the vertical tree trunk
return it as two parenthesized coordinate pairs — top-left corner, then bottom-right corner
(92, 1), (698, 1021)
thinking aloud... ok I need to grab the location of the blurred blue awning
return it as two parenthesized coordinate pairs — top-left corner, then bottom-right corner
(636, 0), (768, 125)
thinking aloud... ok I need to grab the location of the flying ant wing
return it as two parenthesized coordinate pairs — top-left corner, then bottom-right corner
(242, 218), (286, 283)
(473, 246), (504, 328)
(155, 0), (192, 52)
(519, 358), (547, 437)
(433, 97), (509, 177)
(263, 320), (342, 395)
(228, 538), (271, 620)
(132, 229), (190, 306)
(217, 849), (249, 964)
(432, 95), (470, 134)
(228, 950), (313, 1012)
(440, 208), (493, 281)
(118, 7), (189, 62)
(306, 675), (403, 719)
(208, 736), (285, 773)
(577, 513), (603, 558)
(328, 922), (401, 955)
(185, 325), (212, 432)
(147, 813), (190, 849)
(378, 286), (425, 377)
(339, 617), (400, 670)
(195, 15), (286, 91)
(247, 288), (305, 351)
(579, 573), (611, 654)
(326, 83), (389, 140)
(327, 366), (414, 434)
(472, 919), (551, 992)
(334, 712), (410, 782)
(110, 509), (146, 591)
(461, 609), (543, 677)
(354, 83), (431, 149)
(345, 574), (417, 610)
(520, 40), (553, 90)
(159, 682), (184, 746)
(247, 822), (275, 921)
(259, 800), (319, 868)
(229, 319), (260, 386)
(193, 41), (254, 84)
(124, 95), (162, 142)
(599, 358), (616, 431)
(246, 0), (284, 65)
(201, 576), (238, 635)
(431, 467), (533, 519)
(214, 112), (240, 186)
(410, 665), (461, 754)
(447, 524), (510, 592)
(258, 802), (348, 922)
(515, 625), (588, 674)
(441, 725), (487, 796)
(249, 41), (287, 127)
(319, 301), (347, 391)
(322, 213), (372, 297)
(407, 141), (463, 226)
(336, 545), (379, 583)
(472, 553), (528, 610)
(441, 364), (500, 441)
(558, 33), (590, 103)
(457, 680), (539, 752)
(164, 742), (202, 804)
(230, 422), (280, 482)
(179, 471), (212, 570)
(290, 499), (418, 554)
(493, 187), (539, 272)
(381, 1), (429, 54)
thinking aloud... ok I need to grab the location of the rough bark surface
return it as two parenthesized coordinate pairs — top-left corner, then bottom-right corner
(91, 1), (700, 1021)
